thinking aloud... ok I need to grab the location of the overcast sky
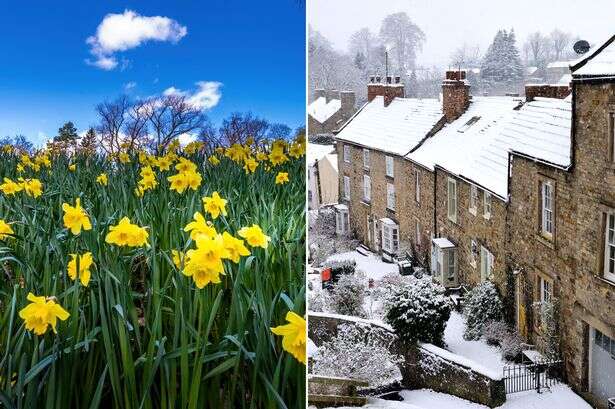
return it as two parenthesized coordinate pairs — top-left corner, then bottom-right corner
(308, 0), (615, 67)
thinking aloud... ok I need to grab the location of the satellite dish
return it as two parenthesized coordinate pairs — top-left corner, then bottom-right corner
(573, 40), (591, 55)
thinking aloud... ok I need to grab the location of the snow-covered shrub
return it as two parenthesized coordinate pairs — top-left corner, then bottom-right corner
(534, 299), (560, 360)
(384, 276), (452, 347)
(329, 259), (356, 277)
(463, 282), (503, 341)
(330, 272), (366, 317)
(500, 330), (523, 361)
(308, 290), (331, 313)
(308, 208), (359, 265)
(312, 323), (402, 387)
(483, 320), (510, 346)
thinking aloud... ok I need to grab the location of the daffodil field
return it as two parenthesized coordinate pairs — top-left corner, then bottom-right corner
(0, 137), (306, 409)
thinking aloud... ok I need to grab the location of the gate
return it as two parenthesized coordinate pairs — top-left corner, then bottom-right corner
(502, 360), (562, 394)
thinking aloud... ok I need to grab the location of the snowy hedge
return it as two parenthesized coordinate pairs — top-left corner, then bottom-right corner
(384, 276), (452, 347)
(463, 282), (504, 341)
(330, 272), (366, 317)
(312, 323), (402, 388)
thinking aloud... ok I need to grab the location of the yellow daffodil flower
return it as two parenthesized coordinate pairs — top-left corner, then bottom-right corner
(96, 173), (108, 186)
(221, 232), (250, 263)
(275, 172), (289, 185)
(238, 224), (271, 249)
(0, 219), (14, 240)
(62, 198), (92, 235)
(184, 212), (217, 241)
(19, 293), (70, 335)
(67, 252), (94, 287)
(0, 178), (23, 195)
(182, 234), (229, 288)
(202, 191), (228, 219)
(271, 311), (306, 364)
(208, 155), (220, 166)
(105, 217), (149, 247)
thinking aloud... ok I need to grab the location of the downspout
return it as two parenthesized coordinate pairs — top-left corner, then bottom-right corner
(433, 168), (438, 238)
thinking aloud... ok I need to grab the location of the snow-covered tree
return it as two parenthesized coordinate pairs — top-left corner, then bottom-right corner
(379, 12), (425, 73)
(330, 272), (367, 317)
(312, 323), (402, 387)
(481, 29), (523, 89)
(463, 282), (504, 340)
(384, 276), (451, 347)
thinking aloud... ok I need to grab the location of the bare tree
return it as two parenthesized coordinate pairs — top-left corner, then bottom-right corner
(450, 43), (482, 68)
(379, 12), (425, 73)
(123, 99), (149, 152)
(96, 96), (130, 155)
(349, 28), (378, 70)
(524, 31), (550, 67)
(549, 29), (572, 61)
(144, 94), (206, 154)
(218, 112), (270, 146)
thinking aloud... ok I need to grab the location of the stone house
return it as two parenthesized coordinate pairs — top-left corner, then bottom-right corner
(307, 143), (337, 210)
(307, 89), (356, 137)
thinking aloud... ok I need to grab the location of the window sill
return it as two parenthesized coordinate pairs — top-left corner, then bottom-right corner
(536, 234), (555, 250)
(363, 167), (370, 172)
(469, 208), (477, 216)
(597, 275), (615, 289)
(361, 201), (371, 207)
(386, 174), (394, 179)
(386, 207), (396, 213)
(483, 213), (491, 221)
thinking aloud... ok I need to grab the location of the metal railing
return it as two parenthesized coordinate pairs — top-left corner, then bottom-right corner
(502, 359), (562, 394)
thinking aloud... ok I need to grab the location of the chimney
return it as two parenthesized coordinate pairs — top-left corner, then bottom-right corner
(314, 89), (325, 100)
(524, 84), (571, 102)
(340, 91), (355, 114)
(442, 70), (470, 122)
(325, 89), (340, 103)
(367, 75), (405, 106)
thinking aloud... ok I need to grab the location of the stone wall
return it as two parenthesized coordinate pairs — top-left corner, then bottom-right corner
(525, 84), (570, 101)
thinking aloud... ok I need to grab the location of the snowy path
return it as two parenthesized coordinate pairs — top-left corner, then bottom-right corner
(326, 250), (398, 281)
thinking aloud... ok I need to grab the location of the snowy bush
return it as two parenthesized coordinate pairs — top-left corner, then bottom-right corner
(463, 282), (503, 341)
(482, 320), (523, 360)
(330, 272), (366, 317)
(329, 259), (356, 277)
(308, 208), (359, 265)
(534, 299), (560, 360)
(312, 323), (402, 388)
(500, 330), (523, 361)
(308, 290), (331, 313)
(384, 276), (452, 347)
(483, 320), (510, 346)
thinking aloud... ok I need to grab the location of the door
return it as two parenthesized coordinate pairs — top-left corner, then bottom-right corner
(590, 328), (615, 403)
(373, 219), (380, 252)
(516, 275), (528, 339)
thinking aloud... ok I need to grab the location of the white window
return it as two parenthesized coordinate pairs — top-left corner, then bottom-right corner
(363, 148), (370, 168)
(363, 175), (371, 202)
(343, 145), (350, 163)
(480, 246), (494, 282)
(484, 192), (492, 220)
(469, 185), (478, 215)
(335, 205), (350, 236)
(447, 178), (457, 223)
(604, 212), (615, 282)
(415, 171), (420, 203)
(381, 219), (399, 254)
(610, 113), (615, 162)
(446, 249), (457, 281)
(386, 156), (394, 177)
(386, 183), (395, 210)
(431, 239), (457, 286)
(539, 276), (552, 303)
(470, 239), (477, 267)
(415, 220), (421, 247)
(541, 181), (554, 238)
(343, 176), (350, 200)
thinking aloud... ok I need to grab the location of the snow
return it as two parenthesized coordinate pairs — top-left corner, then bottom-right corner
(573, 36), (615, 77)
(326, 250), (398, 281)
(308, 310), (394, 332)
(420, 342), (502, 380)
(307, 143), (335, 165)
(310, 384), (591, 409)
(443, 312), (508, 377)
(546, 61), (573, 69)
(526, 66), (538, 75)
(557, 74), (572, 85)
(336, 96), (443, 156)
(432, 237), (455, 249)
(308, 96), (342, 123)
(308, 338), (318, 357)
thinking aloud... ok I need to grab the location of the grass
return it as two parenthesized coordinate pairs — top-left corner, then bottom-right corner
(0, 141), (305, 409)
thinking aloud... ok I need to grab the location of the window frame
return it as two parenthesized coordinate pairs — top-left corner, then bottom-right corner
(381, 220), (399, 254)
(362, 174), (371, 203)
(483, 191), (492, 220)
(609, 112), (615, 163)
(541, 181), (554, 239)
(604, 211), (615, 283)
(386, 182), (396, 211)
(469, 184), (478, 215)
(447, 177), (457, 223)
(343, 145), (351, 163)
(343, 175), (350, 200)
(480, 245), (493, 282)
(362, 148), (370, 169)
(415, 170), (420, 203)
(385, 155), (394, 178)
(415, 220), (421, 247)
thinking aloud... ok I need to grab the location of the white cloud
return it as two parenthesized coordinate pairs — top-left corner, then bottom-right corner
(162, 81), (223, 110)
(86, 9), (187, 70)
(124, 81), (137, 91)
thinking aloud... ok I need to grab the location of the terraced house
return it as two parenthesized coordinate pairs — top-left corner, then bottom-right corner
(334, 35), (615, 407)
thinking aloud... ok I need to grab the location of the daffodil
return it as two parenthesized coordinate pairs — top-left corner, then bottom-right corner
(175, 158), (197, 173)
(0, 178), (23, 195)
(97, 173), (108, 186)
(19, 293), (70, 335)
(105, 217), (149, 247)
(269, 147), (288, 166)
(62, 198), (92, 235)
(271, 311), (306, 364)
(208, 155), (220, 166)
(238, 224), (271, 249)
(155, 156), (172, 171)
(168, 170), (201, 193)
(243, 157), (258, 174)
(221, 232), (250, 263)
(69, 164), (76, 172)
(0, 219), (14, 240)
(202, 192), (228, 219)
(289, 142), (305, 158)
(119, 152), (131, 164)
(275, 172), (289, 185)
(184, 212), (217, 241)
(182, 234), (229, 288)
(171, 250), (185, 269)
(21, 178), (43, 198)
(67, 252), (94, 287)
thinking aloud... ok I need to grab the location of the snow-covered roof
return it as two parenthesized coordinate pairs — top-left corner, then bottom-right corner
(308, 97), (341, 123)
(432, 237), (455, 249)
(335, 96), (443, 156)
(307, 143), (335, 165)
(408, 97), (521, 198)
(526, 66), (538, 75)
(572, 35), (615, 77)
(557, 74), (572, 84)
(547, 61), (573, 69)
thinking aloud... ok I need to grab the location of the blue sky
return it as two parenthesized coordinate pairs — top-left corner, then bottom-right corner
(0, 0), (305, 146)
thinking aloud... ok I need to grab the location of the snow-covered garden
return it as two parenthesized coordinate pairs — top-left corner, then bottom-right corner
(308, 209), (590, 408)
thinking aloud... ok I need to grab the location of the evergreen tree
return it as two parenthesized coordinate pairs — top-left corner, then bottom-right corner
(80, 127), (97, 154)
(55, 121), (79, 145)
(481, 29), (524, 88)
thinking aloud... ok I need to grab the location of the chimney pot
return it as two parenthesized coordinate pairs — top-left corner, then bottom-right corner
(386, 76), (392, 84)
(395, 76), (401, 84)
(375, 76), (381, 83)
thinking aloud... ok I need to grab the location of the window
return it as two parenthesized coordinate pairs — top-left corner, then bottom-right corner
(470, 239), (478, 267)
(335, 205), (349, 236)
(457, 116), (481, 133)
(469, 185), (478, 215)
(381, 219), (399, 254)
(386, 182), (395, 210)
(415, 171), (420, 203)
(480, 246), (493, 282)
(431, 239), (457, 286)
(363, 148), (370, 168)
(447, 249), (457, 280)
(386, 156), (394, 177)
(484, 192), (492, 220)
(416, 220), (421, 247)
(541, 181), (554, 238)
(604, 212), (615, 282)
(539, 276), (552, 304)
(610, 113), (615, 162)
(343, 145), (351, 163)
(594, 329), (615, 358)
(363, 175), (371, 202)
(343, 176), (350, 200)
(447, 178), (457, 223)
